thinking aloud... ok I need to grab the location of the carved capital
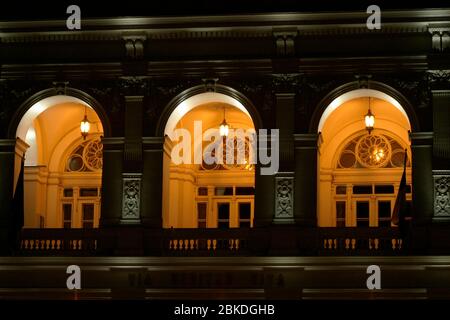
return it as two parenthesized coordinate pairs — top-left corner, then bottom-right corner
(118, 76), (150, 96)
(428, 70), (450, 90)
(272, 73), (301, 93)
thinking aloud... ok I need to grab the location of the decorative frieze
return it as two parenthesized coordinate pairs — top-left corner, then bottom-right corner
(121, 173), (142, 223)
(433, 171), (450, 217)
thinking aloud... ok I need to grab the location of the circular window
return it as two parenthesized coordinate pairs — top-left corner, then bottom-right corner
(356, 134), (391, 168)
(339, 151), (357, 168)
(83, 139), (103, 171)
(67, 155), (84, 172)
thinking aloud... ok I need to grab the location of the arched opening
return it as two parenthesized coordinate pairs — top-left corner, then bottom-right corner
(317, 89), (412, 227)
(15, 95), (104, 229)
(162, 92), (256, 229)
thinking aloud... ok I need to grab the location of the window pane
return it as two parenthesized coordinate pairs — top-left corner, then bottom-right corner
(356, 201), (370, 227)
(82, 204), (95, 220)
(215, 187), (233, 196)
(239, 203), (251, 220)
(80, 188), (98, 197)
(336, 201), (346, 227)
(235, 187), (255, 195)
(405, 185), (412, 194)
(198, 187), (208, 196)
(353, 185), (372, 194)
(217, 203), (230, 220)
(63, 204), (72, 221)
(378, 201), (391, 218)
(378, 201), (391, 227)
(63, 188), (73, 197)
(336, 186), (347, 195)
(197, 202), (207, 220)
(375, 185), (394, 194)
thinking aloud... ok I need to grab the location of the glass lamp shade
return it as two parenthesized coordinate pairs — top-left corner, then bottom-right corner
(364, 109), (375, 134)
(219, 120), (229, 137)
(80, 115), (91, 139)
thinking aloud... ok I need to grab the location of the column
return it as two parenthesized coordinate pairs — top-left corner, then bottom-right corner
(0, 140), (16, 253)
(293, 134), (318, 226)
(120, 95), (144, 225)
(272, 81), (297, 225)
(141, 137), (164, 228)
(431, 89), (450, 222)
(410, 132), (434, 225)
(100, 137), (124, 226)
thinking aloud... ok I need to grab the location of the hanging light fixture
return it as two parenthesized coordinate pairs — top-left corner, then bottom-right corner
(364, 97), (375, 134)
(219, 106), (229, 137)
(80, 106), (91, 140)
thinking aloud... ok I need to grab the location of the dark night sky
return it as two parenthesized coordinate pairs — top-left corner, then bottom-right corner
(0, 0), (449, 20)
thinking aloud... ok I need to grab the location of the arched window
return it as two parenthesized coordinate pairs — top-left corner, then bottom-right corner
(66, 138), (103, 172)
(337, 132), (410, 169)
(332, 130), (411, 228)
(60, 137), (103, 229)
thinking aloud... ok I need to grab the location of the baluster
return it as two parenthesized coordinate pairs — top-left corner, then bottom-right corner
(351, 238), (356, 250)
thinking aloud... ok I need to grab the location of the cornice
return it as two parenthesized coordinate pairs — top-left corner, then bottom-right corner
(0, 9), (449, 42)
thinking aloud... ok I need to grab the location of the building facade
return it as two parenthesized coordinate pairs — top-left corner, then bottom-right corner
(1, 8), (450, 299)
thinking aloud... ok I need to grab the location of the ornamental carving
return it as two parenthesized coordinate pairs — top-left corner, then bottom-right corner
(272, 73), (301, 92)
(434, 174), (450, 216)
(337, 132), (409, 169)
(275, 177), (294, 218)
(118, 76), (150, 96)
(122, 175), (141, 219)
(66, 138), (103, 172)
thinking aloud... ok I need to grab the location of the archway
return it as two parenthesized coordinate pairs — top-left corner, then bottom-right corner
(162, 92), (257, 229)
(14, 95), (105, 229)
(317, 89), (413, 227)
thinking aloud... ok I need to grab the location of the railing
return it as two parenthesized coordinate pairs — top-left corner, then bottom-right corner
(16, 227), (408, 256)
(161, 228), (251, 256)
(19, 228), (98, 255)
(318, 227), (404, 255)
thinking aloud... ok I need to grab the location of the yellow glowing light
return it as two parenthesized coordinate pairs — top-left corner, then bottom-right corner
(365, 109), (375, 134)
(80, 114), (90, 140)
